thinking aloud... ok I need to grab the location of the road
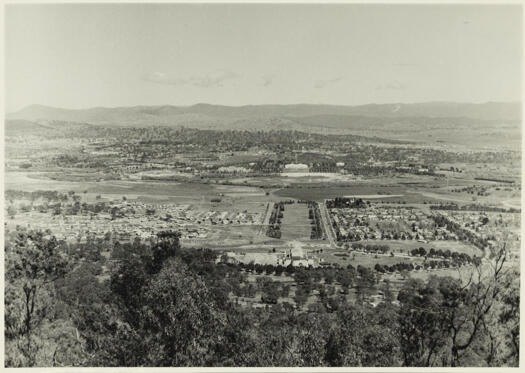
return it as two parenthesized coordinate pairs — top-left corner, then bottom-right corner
(318, 200), (338, 249)
(258, 202), (274, 236)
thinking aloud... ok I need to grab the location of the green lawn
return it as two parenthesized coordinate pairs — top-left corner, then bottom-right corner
(280, 203), (312, 241)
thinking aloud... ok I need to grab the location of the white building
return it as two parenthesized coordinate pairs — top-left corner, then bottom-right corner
(284, 163), (309, 172)
(280, 241), (317, 267)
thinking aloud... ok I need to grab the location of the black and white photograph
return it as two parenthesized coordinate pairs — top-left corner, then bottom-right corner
(2, 1), (522, 368)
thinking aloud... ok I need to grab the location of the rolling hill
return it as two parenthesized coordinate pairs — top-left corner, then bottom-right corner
(8, 102), (520, 124)
(6, 102), (521, 150)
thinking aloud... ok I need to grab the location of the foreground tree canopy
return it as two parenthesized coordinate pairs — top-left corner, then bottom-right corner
(4, 229), (519, 367)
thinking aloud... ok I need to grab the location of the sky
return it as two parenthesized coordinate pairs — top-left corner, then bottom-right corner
(4, 3), (523, 112)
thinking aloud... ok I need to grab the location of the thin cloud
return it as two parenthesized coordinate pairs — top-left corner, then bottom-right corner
(144, 70), (241, 87)
(314, 76), (343, 89)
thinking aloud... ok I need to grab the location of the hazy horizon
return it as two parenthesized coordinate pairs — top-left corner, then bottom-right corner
(9, 100), (522, 114)
(5, 4), (522, 112)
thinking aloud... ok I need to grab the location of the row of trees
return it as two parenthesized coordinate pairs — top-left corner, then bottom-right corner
(409, 246), (477, 265)
(308, 201), (324, 239)
(6, 189), (77, 203)
(350, 243), (390, 254)
(430, 203), (520, 214)
(374, 259), (467, 274)
(266, 202), (286, 239)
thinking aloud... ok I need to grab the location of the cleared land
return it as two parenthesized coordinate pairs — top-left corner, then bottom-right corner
(280, 203), (311, 241)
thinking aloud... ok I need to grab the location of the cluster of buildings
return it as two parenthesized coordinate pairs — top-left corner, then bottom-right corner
(281, 162), (347, 175)
(217, 166), (251, 174)
(329, 206), (450, 242)
(5, 209), (209, 243)
(5, 199), (263, 244)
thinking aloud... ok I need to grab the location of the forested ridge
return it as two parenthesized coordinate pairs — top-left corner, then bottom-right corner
(5, 229), (519, 367)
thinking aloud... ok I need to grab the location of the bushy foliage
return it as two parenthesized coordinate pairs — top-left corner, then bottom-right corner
(4, 229), (519, 367)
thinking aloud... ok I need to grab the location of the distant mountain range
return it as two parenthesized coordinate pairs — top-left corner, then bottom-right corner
(7, 102), (521, 125)
(6, 102), (521, 150)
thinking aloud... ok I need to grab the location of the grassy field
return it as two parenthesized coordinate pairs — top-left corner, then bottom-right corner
(280, 203), (311, 241)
